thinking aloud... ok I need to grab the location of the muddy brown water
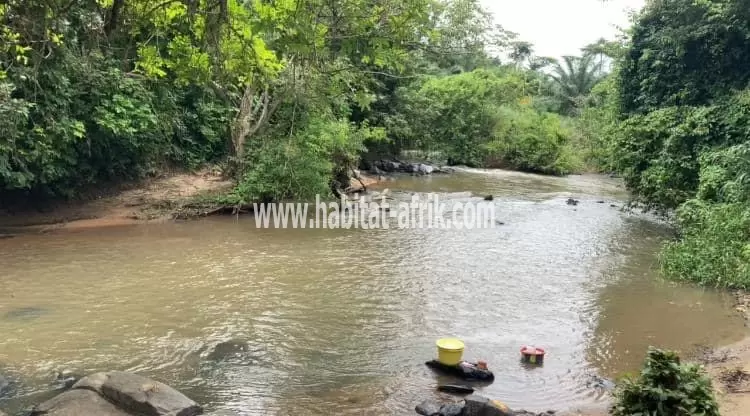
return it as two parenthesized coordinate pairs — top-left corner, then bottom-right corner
(0, 169), (745, 415)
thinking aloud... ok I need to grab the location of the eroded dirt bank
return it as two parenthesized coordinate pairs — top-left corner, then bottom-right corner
(0, 170), (383, 234)
(0, 170), (233, 233)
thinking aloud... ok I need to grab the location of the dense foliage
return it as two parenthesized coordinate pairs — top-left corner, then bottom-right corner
(0, 0), (616, 206)
(385, 68), (584, 174)
(608, 0), (750, 288)
(612, 348), (720, 416)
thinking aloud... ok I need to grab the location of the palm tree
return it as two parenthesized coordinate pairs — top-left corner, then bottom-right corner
(550, 55), (604, 115)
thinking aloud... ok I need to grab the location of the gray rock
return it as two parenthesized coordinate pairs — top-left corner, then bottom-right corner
(437, 384), (474, 394)
(418, 164), (434, 175)
(30, 389), (132, 416)
(385, 161), (401, 172)
(463, 395), (513, 416)
(434, 166), (456, 174)
(439, 403), (464, 416)
(53, 369), (82, 390)
(73, 371), (202, 416)
(416, 399), (442, 416)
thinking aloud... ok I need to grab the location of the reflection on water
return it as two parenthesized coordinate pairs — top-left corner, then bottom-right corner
(0, 170), (745, 415)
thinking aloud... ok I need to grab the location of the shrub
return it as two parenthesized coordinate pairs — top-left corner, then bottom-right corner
(612, 348), (720, 416)
(485, 106), (580, 175)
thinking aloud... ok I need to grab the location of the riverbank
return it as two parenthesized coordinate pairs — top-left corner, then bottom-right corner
(0, 160), (455, 234)
(0, 169), (234, 233)
(697, 292), (750, 416)
(0, 169), (390, 234)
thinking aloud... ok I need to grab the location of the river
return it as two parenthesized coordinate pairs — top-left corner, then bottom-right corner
(0, 169), (745, 415)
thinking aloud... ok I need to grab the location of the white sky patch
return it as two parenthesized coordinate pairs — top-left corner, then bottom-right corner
(480, 0), (646, 59)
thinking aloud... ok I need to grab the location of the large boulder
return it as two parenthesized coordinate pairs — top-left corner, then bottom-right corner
(462, 395), (513, 416)
(32, 371), (202, 416)
(73, 371), (202, 416)
(417, 164), (435, 175)
(30, 389), (132, 416)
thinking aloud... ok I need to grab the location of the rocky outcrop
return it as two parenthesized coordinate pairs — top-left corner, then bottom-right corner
(416, 395), (555, 416)
(368, 160), (453, 176)
(31, 389), (132, 416)
(31, 371), (202, 416)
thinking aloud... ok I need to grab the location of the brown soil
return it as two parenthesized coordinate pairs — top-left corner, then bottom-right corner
(697, 291), (750, 416)
(0, 169), (234, 233)
(0, 170), (384, 234)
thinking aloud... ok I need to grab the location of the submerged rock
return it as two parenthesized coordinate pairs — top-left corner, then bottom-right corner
(3, 306), (48, 321)
(0, 374), (8, 395)
(32, 371), (202, 416)
(205, 339), (250, 362)
(565, 198), (579, 206)
(437, 384), (474, 394)
(416, 400), (442, 416)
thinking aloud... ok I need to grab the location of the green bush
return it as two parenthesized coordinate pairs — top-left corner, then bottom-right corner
(225, 118), (380, 204)
(612, 348), (720, 416)
(661, 202), (750, 288)
(389, 68), (581, 174)
(484, 106), (580, 175)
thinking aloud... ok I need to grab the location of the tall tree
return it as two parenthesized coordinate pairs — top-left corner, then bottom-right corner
(549, 55), (604, 115)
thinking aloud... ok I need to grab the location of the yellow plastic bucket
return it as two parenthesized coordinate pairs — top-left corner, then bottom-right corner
(436, 338), (465, 366)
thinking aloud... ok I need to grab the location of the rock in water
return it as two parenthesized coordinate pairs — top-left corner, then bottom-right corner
(72, 371), (202, 416)
(0, 374), (8, 396)
(565, 198), (579, 206)
(31, 389), (131, 416)
(439, 403), (464, 416)
(206, 339), (250, 362)
(32, 371), (202, 416)
(484, 195), (494, 201)
(462, 395), (513, 416)
(437, 384), (474, 394)
(3, 306), (48, 321)
(415, 400), (442, 416)
(418, 164), (435, 175)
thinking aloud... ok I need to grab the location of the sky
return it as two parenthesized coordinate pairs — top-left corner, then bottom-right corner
(480, 0), (646, 59)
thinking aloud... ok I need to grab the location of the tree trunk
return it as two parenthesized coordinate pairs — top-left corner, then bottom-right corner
(104, 0), (126, 36)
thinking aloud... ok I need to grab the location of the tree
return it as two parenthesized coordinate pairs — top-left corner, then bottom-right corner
(549, 55), (604, 115)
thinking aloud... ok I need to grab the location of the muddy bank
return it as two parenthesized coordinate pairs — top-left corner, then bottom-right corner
(0, 169), (234, 233)
(0, 163), (422, 233)
(697, 292), (750, 416)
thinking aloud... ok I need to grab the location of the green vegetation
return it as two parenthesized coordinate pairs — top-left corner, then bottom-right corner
(605, 0), (750, 289)
(3, 0), (747, 290)
(0, 0), (618, 208)
(613, 348), (720, 416)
